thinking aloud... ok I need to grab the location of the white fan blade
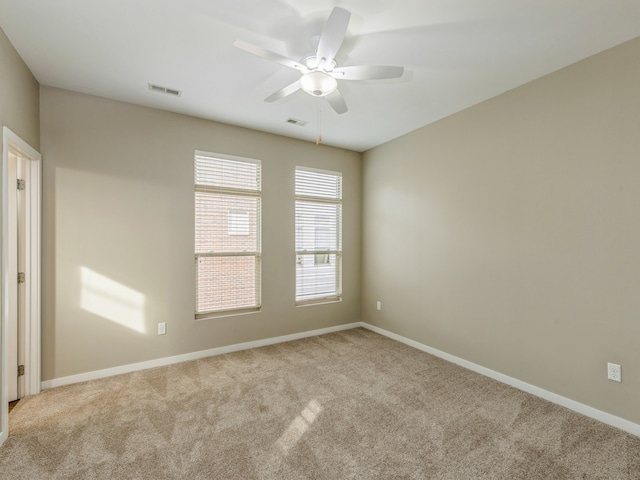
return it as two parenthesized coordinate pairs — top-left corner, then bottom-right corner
(316, 7), (351, 68)
(325, 89), (348, 114)
(265, 80), (301, 102)
(332, 65), (404, 80)
(234, 40), (307, 72)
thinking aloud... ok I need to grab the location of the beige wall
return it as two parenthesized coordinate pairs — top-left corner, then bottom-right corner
(40, 87), (361, 380)
(362, 37), (640, 424)
(0, 27), (39, 150)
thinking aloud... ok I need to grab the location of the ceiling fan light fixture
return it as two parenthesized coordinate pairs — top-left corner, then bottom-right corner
(300, 71), (337, 97)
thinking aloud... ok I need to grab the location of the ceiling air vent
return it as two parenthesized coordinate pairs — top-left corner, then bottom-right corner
(148, 83), (182, 97)
(286, 118), (309, 127)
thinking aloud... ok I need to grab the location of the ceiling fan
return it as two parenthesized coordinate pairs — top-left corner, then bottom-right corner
(234, 7), (404, 115)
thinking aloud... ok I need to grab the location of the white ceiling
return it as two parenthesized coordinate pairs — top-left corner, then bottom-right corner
(2, 1), (640, 152)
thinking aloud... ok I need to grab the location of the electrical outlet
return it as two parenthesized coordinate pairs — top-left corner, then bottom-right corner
(607, 362), (621, 382)
(158, 322), (167, 335)
(376, 301), (382, 311)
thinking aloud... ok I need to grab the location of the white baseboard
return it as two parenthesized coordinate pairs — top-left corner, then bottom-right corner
(360, 322), (640, 438)
(40, 320), (639, 438)
(41, 322), (361, 390)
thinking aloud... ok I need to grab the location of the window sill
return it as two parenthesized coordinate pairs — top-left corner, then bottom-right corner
(295, 297), (342, 308)
(195, 306), (260, 321)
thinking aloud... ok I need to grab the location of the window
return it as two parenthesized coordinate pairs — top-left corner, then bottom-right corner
(194, 152), (261, 317)
(228, 210), (250, 236)
(295, 167), (342, 304)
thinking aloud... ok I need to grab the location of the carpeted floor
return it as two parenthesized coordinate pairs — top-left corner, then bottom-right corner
(1, 328), (639, 479)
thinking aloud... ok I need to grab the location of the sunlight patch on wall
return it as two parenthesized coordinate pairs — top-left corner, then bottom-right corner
(276, 400), (323, 454)
(80, 267), (146, 333)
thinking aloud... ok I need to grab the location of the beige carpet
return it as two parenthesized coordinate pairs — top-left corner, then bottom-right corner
(1, 328), (639, 479)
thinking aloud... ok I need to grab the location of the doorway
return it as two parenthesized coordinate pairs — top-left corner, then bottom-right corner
(1, 127), (41, 446)
(6, 150), (27, 403)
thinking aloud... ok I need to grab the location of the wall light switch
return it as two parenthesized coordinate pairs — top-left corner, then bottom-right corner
(158, 322), (167, 335)
(376, 301), (382, 311)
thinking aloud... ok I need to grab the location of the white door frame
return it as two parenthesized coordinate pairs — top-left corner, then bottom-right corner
(1, 127), (41, 446)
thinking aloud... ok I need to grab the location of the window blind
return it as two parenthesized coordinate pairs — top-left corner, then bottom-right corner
(195, 152), (261, 317)
(295, 167), (342, 304)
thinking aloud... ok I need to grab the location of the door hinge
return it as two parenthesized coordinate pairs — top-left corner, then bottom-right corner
(18, 365), (25, 377)
(18, 272), (25, 284)
(17, 179), (25, 191)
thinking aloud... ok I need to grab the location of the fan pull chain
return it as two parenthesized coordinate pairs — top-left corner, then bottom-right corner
(316, 97), (322, 145)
